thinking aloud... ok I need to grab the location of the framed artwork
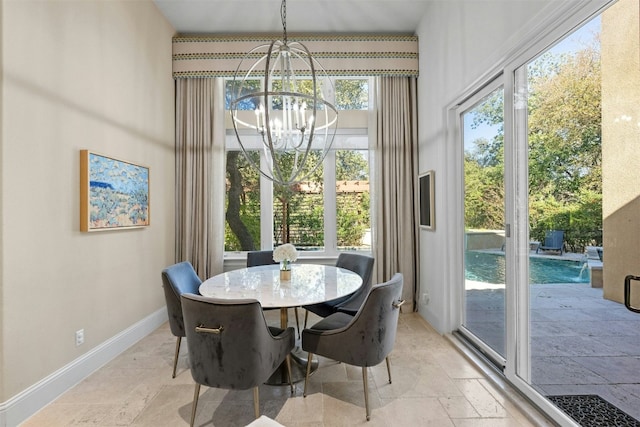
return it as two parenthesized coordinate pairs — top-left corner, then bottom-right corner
(80, 150), (150, 232)
(419, 170), (434, 230)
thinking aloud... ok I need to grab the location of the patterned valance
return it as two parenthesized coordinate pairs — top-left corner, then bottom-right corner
(172, 34), (418, 78)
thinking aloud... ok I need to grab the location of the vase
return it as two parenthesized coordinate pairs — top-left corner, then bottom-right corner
(280, 261), (291, 281)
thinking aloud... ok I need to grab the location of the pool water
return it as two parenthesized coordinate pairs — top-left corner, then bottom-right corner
(465, 251), (590, 284)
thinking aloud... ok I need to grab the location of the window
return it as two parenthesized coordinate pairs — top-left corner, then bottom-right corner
(224, 77), (372, 257)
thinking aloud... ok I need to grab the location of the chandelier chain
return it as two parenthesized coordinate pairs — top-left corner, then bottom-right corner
(281, 0), (287, 45)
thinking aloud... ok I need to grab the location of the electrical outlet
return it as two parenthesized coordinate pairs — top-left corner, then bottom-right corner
(75, 329), (85, 346)
(422, 292), (430, 305)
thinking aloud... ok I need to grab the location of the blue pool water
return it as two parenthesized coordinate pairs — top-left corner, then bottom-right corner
(465, 251), (589, 284)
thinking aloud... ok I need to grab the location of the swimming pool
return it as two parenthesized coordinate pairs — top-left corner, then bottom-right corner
(465, 251), (589, 284)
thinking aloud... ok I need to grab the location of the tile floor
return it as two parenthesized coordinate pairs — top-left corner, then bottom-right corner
(466, 280), (640, 422)
(21, 312), (549, 427)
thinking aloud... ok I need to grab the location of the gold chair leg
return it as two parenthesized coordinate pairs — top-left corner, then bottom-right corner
(386, 357), (392, 383)
(172, 336), (182, 378)
(362, 367), (370, 421)
(253, 387), (260, 419)
(286, 354), (294, 394)
(303, 352), (313, 397)
(294, 307), (301, 339)
(190, 383), (200, 427)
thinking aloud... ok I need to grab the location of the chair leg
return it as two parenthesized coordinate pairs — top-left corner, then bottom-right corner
(294, 307), (301, 339)
(362, 367), (370, 421)
(385, 357), (392, 384)
(253, 386), (260, 419)
(286, 354), (294, 394)
(303, 310), (309, 330)
(303, 352), (313, 397)
(172, 336), (182, 378)
(190, 383), (200, 427)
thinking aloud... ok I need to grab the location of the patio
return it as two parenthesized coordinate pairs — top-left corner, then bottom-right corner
(465, 250), (640, 422)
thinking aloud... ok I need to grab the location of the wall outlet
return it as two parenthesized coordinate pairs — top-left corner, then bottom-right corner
(75, 329), (85, 346)
(422, 292), (430, 305)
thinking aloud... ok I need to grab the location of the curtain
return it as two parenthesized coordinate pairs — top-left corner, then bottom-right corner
(175, 78), (226, 279)
(372, 76), (419, 309)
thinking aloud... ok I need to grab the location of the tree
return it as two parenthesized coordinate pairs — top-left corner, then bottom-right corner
(528, 45), (602, 202)
(465, 35), (602, 251)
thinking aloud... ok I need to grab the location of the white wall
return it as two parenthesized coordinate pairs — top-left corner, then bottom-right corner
(414, 0), (584, 333)
(1, 0), (175, 410)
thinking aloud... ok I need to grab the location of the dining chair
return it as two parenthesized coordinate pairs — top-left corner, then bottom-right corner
(181, 293), (295, 426)
(247, 250), (301, 337)
(161, 261), (202, 378)
(302, 273), (404, 421)
(303, 253), (374, 328)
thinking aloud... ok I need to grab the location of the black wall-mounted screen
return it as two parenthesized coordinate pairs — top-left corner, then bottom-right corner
(419, 171), (434, 229)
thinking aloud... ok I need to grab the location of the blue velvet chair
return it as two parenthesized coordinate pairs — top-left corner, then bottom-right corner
(181, 293), (294, 425)
(161, 261), (202, 378)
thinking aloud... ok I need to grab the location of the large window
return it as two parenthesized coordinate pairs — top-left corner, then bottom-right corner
(224, 78), (372, 256)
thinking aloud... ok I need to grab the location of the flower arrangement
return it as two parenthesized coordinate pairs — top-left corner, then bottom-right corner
(273, 243), (298, 271)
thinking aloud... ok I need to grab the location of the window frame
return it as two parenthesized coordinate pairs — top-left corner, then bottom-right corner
(223, 77), (374, 263)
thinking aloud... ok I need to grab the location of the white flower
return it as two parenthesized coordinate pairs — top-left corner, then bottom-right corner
(273, 243), (298, 263)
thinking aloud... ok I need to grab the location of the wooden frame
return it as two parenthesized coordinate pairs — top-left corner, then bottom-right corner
(80, 150), (150, 232)
(419, 170), (435, 230)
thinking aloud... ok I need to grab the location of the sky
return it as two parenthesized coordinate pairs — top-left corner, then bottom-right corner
(463, 15), (601, 152)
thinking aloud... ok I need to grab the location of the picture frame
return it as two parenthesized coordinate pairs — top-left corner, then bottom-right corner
(419, 170), (435, 230)
(80, 150), (150, 232)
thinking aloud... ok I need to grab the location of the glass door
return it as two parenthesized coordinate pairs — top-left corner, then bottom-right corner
(459, 82), (507, 365)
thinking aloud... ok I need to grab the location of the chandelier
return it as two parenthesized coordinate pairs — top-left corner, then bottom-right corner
(229, 0), (338, 187)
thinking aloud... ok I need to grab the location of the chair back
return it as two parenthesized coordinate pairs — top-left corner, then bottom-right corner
(161, 261), (202, 338)
(544, 230), (564, 248)
(247, 250), (278, 267)
(181, 293), (294, 390)
(343, 273), (403, 366)
(334, 253), (375, 311)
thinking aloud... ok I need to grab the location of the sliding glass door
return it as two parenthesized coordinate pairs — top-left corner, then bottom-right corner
(459, 81), (507, 364)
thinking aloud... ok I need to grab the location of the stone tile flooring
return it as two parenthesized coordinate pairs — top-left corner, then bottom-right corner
(21, 312), (547, 427)
(466, 281), (640, 422)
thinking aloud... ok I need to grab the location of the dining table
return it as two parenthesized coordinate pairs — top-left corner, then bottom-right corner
(199, 263), (363, 383)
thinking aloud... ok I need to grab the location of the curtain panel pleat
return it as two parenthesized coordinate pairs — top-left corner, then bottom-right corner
(173, 35), (418, 78)
(175, 78), (225, 279)
(373, 76), (419, 309)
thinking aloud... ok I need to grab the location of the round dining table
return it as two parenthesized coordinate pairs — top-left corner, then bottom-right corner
(199, 263), (363, 383)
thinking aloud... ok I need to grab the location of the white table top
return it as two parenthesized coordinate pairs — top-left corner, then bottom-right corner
(199, 264), (362, 309)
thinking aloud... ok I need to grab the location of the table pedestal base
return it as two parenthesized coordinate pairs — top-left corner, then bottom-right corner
(266, 346), (318, 385)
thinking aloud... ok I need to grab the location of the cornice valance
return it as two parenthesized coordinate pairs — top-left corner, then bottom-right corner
(172, 34), (418, 78)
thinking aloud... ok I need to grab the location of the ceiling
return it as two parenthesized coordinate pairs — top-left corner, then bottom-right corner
(153, 0), (432, 34)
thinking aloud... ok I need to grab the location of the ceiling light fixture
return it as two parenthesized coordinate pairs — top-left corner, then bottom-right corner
(229, 0), (338, 186)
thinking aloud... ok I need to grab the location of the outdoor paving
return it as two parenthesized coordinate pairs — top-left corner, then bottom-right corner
(464, 251), (640, 422)
(530, 282), (640, 421)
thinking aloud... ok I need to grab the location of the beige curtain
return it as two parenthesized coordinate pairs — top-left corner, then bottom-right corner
(175, 78), (226, 279)
(372, 76), (419, 309)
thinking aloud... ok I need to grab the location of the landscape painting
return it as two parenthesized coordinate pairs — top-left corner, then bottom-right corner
(80, 150), (150, 231)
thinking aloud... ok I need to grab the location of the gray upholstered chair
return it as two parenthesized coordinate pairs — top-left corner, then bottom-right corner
(303, 253), (374, 328)
(247, 250), (301, 337)
(181, 293), (295, 426)
(161, 261), (202, 378)
(302, 273), (404, 421)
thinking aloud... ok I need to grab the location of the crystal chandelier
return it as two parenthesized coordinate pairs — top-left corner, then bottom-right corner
(229, 0), (338, 187)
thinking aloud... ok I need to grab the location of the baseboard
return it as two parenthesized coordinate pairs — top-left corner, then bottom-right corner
(0, 308), (167, 427)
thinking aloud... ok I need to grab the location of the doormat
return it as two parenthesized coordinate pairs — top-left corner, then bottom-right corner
(547, 395), (640, 427)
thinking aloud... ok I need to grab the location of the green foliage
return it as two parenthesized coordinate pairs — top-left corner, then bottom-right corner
(465, 36), (602, 252)
(335, 79), (368, 110)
